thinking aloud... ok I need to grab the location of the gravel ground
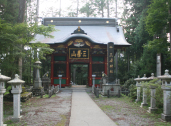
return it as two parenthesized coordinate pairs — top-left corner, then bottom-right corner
(88, 92), (171, 126)
(4, 88), (171, 126)
(4, 90), (72, 126)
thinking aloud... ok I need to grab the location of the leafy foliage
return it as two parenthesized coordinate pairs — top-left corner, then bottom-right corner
(0, 18), (55, 84)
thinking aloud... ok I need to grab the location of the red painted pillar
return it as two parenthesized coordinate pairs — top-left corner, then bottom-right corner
(89, 51), (92, 86)
(51, 54), (54, 85)
(104, 54), (107, 75)
(66, 54), (70, 86)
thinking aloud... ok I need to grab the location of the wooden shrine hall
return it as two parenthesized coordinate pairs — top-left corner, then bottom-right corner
(32, 17), (131, 87)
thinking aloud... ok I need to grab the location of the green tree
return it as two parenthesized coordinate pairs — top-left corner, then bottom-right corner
(93, 0), (106, 17)
(118, 0), (153, 83)
(0, 19), (55, 84)
(145, 0), (170, 55)
(80, 1), (96, 17)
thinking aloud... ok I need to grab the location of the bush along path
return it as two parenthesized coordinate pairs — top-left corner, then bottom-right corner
(88, 92), (171, 126)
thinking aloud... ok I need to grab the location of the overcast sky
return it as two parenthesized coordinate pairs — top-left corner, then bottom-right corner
(38, 0), (124, 19)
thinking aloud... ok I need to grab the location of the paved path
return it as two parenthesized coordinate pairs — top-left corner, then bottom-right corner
(69, 90), (117, 126)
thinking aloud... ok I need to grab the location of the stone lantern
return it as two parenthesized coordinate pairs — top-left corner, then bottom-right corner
(134, 75), (142, 102)
(0, 70), (11, 126)
(158, 70), (171, 121)
(33, 61), (43, 95)
(34, 61), (42, 88)
(147, 73), (158, 113)
(7, 74), (25, 122)
(140, 74), (150, 107)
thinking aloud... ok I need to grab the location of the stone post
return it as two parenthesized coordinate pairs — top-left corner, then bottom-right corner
(156, 53), (161, 77)
(140, 74), (150, 107)
(134, 75), (142, 102)
(92, 74), (96, 93)
(140, 85), (148, 107)
(147, 73), (158, 113)
(0, 70), (11, 126)
(158, 70), (171, 121)
(7, 74), (25, 122)
(148, 85), (158, 113)
(58, 75), (62, 90)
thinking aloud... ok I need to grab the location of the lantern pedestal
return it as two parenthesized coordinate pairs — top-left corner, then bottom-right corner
(0, 71), (11, 126)
(7, 74), (25, 122)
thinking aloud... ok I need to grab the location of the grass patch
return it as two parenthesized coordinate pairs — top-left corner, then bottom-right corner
(51, 94), (56, 98)
(43, 94), (49, 98)
(100, 105), (113, 111)
(88, 92), (171, 126)
(55, 115), (67, 126)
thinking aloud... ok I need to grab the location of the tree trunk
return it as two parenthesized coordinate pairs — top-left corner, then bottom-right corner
(77, 0), (79, 17)
(107, 0), (109, 17)
(18, 0), (26, 79)
(59, 0), (61, 17)
(36, 0), (39, 23)
(18, 0), (26, 23)
(169, 5), (171, 57)
(115, 0), (117, 18)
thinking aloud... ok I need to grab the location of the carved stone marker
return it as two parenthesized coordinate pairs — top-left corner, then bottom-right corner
(8, 74), (25, 122)
(0, 70), (11, 126)
(107, 42), (114, 83)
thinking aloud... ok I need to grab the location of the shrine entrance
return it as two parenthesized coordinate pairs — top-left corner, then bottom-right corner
(70, 64), (88, 85)
(32, 17), (131, 87)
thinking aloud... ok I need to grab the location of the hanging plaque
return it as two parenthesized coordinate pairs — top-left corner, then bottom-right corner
(69, 48), (89, 59)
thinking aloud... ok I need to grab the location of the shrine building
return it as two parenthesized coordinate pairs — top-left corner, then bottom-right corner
(32, 17), (131, 87)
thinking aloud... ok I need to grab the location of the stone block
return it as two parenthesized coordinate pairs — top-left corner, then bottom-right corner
(161, 113), (171, 121)
(148, 107), (158, 113)
(11, 116), (22, 122)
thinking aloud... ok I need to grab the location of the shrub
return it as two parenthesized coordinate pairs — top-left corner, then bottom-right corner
(128, 84), (137, 100)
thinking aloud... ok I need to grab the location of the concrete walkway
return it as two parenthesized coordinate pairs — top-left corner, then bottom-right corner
(69, 90), (117, 126)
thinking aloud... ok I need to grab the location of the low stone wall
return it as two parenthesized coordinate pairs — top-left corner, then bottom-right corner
(48, 85), (59, 98)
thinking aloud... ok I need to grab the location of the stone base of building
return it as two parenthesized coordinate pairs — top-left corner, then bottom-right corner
(11, 116), (22, 122)
(1, 124), (7, 126)
(147, 107), (158, 113)
(32, 87), (44, 96)
(161, 113), (171, 121)
(140, 103), (148, 108)
(101, 84), (120, 96)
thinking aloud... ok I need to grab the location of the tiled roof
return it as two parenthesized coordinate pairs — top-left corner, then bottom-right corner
(31, 17), (131, 47)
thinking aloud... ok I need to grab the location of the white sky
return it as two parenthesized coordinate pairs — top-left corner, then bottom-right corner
(38, 0), (124, 18)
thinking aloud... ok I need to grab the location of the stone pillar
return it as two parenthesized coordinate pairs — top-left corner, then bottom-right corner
(148, 86), (158, 113)
(0, 70), (11, 126)
(156, 53), (161, 77)
(107, 42), (115, 83)
(140, 86), (148, 107)
(92, 75), (96, 93)
(7, 74), (25, 122)
(158, 70), (171, 121)
(134, 75), (141, 102)
(58, 75), (62, 90)
(140, 74), (150, 107)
